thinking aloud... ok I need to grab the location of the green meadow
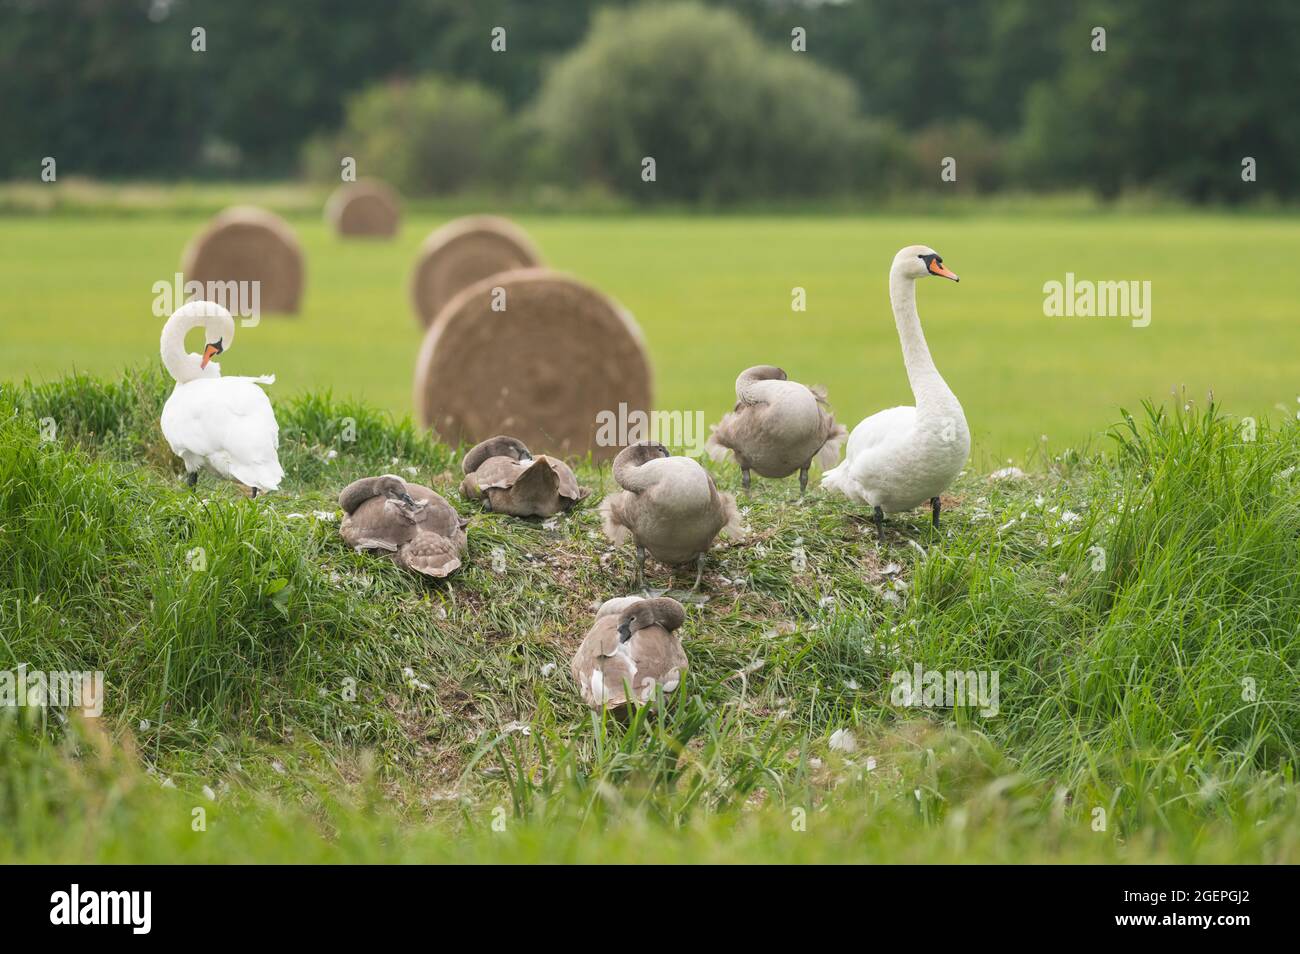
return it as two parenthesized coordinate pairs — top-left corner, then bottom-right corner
(3, 210), (1298, 464)
(2, 205), (1300, 863)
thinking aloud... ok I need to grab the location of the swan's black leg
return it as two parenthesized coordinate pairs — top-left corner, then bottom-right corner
(250, 487), (259, 500)
(742, 468), (751, 492)
(186, 471), (198, 489)
(931, 496), (941, 531)
(799, 465), (809, 495)
(873, 505), (885, 543)
(635, 543), (647, 591)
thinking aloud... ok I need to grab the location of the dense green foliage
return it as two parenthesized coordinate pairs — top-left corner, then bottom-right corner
(303, 78), (514, 196)
(1014, 1), (1300, 202)
(1, 368), (1298, 861)
(3, 0), (1295, 201)
(528, 3), (896, 201)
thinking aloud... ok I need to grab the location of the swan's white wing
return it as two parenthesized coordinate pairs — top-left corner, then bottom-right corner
(844, 406), (915, 461)
(821, 406), (915, 503)
(211, 377), (284, 490)
(161, 377), (284, 490)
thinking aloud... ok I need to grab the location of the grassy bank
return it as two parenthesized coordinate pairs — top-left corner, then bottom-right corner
(1, 367), (1297, 862)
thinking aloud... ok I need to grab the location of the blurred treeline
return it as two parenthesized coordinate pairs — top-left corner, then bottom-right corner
(2, 0), (1297, 204)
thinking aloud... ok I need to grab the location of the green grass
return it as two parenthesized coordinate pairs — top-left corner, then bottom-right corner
(1, 367), (1298, 862)
(3, 210), (1300, 463)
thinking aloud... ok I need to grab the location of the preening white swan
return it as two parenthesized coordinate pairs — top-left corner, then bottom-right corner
(821, 245), (969, 540)
(160, 300), (284, 495)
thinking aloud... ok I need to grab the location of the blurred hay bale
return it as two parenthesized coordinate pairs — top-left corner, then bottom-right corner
(409, 215), (542, 329)
(325, 179), (401, 238)
(181, 206), (305, 314)
(414, 268), (652, 461)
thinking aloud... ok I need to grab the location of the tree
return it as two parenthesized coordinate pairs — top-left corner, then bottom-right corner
(1017, 0), (1300, 200)
(305, 77), (511, 195)
(529, 2), (888, 202)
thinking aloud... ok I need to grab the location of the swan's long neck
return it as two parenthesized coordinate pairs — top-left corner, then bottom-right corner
(888, 270), (957, 418)
(339, 476), (385, 514)
(160, 310), (203, 384)
(735, 366), (783, 405)
(614, 448), (663, 494)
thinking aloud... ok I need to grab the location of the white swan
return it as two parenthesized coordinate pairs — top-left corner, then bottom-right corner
(821, 245), (968, 540)
(160, 300), (284, 496)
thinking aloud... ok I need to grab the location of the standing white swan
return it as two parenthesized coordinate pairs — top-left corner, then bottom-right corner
(821, 245), (968, 540)
(160, 300), (284, 496)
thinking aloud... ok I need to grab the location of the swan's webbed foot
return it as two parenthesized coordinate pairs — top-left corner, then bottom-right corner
(798, 465), (809, 496)
(931, 496), (941, 531)
(873, 505), (885, 544)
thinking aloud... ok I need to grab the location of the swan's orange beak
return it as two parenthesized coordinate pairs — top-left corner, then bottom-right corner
(928, 259), (960, 282)
(200, 342), (221, 369)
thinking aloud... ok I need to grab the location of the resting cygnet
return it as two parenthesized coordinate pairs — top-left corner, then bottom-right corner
(338, 474), (468, 578)
(459, 435), (589, 517)
(570, 596), (688, 711)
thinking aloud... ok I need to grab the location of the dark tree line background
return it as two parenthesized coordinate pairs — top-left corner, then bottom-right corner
(2, 0), (1297, 202)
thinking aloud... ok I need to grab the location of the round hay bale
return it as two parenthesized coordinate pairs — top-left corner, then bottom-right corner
(181, 206), (305, 315)
(409, 215), (542, 329)
(414, 268), (652, 462)
(325, 179), (401, 238)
